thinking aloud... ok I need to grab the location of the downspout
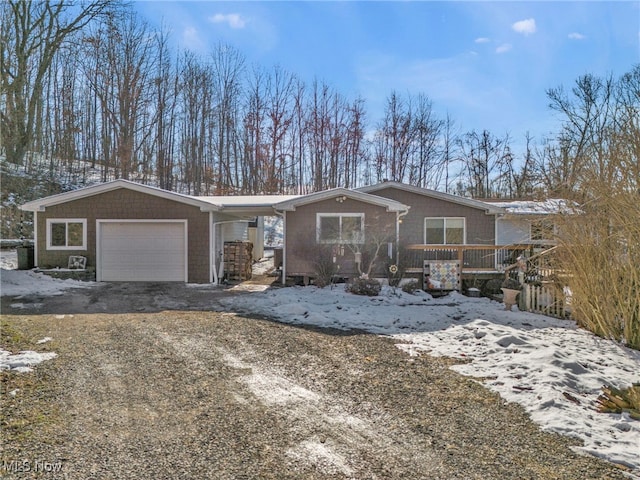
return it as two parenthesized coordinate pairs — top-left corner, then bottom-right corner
(396, 208), (409, 265)
(209, 212), (214, 283)
(495, 213), (503, 270)
(273, 208), (286, 285)
(33, 210), (39, 267)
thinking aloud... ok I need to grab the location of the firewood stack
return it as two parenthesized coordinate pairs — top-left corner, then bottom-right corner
(224, 241), (253, 281)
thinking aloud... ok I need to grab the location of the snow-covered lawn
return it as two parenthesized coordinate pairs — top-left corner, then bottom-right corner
(1, 248), (18, 270)
(1, 267), (93, 298)
(221, 285), (640, 473)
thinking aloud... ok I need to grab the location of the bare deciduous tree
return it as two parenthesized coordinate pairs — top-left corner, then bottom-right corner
(1, 0), (112, 165)
(457, 129), (511, 198)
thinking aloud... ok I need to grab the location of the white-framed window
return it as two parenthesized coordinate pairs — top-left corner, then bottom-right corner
(317, 213), (364, 244)
(530, 219), (555, 242)
(424, 217), (465, 245)
(46, 218), (87, 250)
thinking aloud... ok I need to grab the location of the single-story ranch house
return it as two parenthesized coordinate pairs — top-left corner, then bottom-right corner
(20, 179), (560, 287)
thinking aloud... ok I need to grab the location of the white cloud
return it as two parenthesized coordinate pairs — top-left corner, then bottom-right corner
(568, 32), (586, 40)
(209, 13), (246, 29)
(182, 26), (204, 50)
(512, 18), (536, 36)
(475, 37), (490, 44)
(496, 43), (512, 54)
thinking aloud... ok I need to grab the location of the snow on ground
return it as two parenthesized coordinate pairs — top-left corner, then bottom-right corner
(1, 266), (65, 373)
(0, 348), (58, 373)
(221, 285), (640, 473)
(1, 249), (18, 270)
(252, 250), (275, 276)
(1, 268), (93, 298)
(1, 263), (637, 472)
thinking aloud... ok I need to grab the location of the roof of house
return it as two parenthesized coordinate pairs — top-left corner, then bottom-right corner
(481, 198), (574, 215)
(357, 181), (505, 214)
(274, 187), (410, 213)
(20, 179), (221, 212)
(195, 195), (301, 215)
(19, 179), (303, 215)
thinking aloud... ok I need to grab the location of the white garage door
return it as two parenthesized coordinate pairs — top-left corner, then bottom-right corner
(99, 221), (187, 281)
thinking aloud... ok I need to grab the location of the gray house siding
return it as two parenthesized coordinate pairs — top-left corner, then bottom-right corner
(35, 188), (211, 283)
(366, 186), (496, 245)
(284, 196), (398, 278)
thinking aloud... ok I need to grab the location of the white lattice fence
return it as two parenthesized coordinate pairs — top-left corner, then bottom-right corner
(522, 283), (567, 318)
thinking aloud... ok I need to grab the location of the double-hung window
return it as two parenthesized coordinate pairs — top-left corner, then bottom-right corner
(317, 213), (364, 244)
(46, 219), (87, 250)
(424, 217), (465, 245)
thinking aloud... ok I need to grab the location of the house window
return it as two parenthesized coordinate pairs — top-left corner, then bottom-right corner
(46, 219), (87, 250)
(531, 219), (555, 242)
(424, 217), (465, 244)
(317, 213), (364, 244)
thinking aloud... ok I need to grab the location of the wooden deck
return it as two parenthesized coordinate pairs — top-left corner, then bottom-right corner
(405, 244), (537, 271)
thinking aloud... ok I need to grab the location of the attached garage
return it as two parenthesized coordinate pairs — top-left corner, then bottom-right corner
(97, 220), (187, 282)
(20, 179), (296, 284)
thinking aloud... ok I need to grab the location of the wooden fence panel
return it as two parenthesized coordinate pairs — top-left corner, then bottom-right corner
(523, 283), (567, 318)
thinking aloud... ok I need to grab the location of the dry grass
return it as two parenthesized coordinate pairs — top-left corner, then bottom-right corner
(597, 384), (640, 421)
(555, 186), (640, 350)
(0, 320), (63, 448)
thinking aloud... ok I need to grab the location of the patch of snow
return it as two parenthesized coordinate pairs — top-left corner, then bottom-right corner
(217, 347), (320, 406)
(212, 342), (431, 475)
(252, 255), (274, 276)
(0, 269), (93, 297)
(484, 198), (575, 215)
(36, 337), (53, 344)
(1, 249), (18, 270)
(228, 283), (271, 292)
(221, 286), (640, 473)
(0, 349), (58, 373)
(286, 439), (354, 476)
(10, 302), (43, 310)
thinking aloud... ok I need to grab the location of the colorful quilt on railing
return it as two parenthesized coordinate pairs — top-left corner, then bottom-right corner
(428, 260), (460, 290)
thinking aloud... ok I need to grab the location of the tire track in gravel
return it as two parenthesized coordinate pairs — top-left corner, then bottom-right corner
(155, 324), (445, 479)
(52, 315), (295, 480)
(4, 310), (629, 480)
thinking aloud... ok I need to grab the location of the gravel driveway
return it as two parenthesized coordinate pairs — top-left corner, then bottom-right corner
(0, 283), (629, 479)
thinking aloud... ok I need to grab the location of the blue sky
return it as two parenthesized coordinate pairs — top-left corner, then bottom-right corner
(135, 1), (640, 149)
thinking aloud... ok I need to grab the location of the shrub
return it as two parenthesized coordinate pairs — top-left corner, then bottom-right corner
(312, 255), (339, 288)
(347, 277), (381, 296)
(401, 280), (419, 295)
(556, 188), (640, 350)
(501, 277), (521, 290)
(482, 278), (503, 296)
(294, 231), (339, 288)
